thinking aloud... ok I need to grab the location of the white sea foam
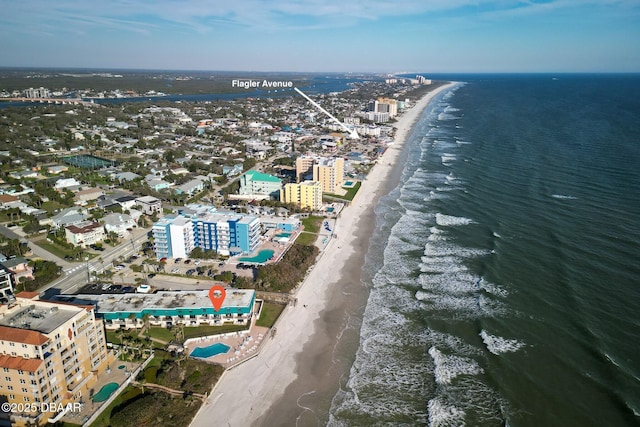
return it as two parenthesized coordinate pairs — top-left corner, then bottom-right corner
(551, 194), (578, 200)
(427, 397), (466, 427)
(429, 347), (484, 385)
(480, 330), (526, 355)
(436, 213), (474, 226)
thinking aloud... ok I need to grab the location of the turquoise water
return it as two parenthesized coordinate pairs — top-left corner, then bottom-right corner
(275, 232), (292, 238)
(239, 249), (275, 263)
(191, 343), (231, 358)
(92, 382), (119, 402)
(327, 207), (335, 212)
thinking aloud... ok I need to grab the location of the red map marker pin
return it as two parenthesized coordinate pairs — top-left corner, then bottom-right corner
(209, 285), (226, 311)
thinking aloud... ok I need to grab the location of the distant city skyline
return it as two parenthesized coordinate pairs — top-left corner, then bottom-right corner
(2, 0), (640, 73)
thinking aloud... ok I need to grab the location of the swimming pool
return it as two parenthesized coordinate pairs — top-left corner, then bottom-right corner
(190, 343), (231, 358)
(239, 249), (275, 263)
(92, 382), (119, 402)
(275, 232), (291, 238)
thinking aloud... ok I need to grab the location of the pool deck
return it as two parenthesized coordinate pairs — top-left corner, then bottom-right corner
(60, 357), (139, 425)
(184, 318), (269, 368)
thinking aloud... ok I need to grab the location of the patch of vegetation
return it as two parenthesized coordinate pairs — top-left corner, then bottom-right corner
(256, 302), (286, 328)
(156, 358), (223, 394)
(108, 391), (202, 427)
(294, 232), (318, 246)
(255, 243), (319, 293)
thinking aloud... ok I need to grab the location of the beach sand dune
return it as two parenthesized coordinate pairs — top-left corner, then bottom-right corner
(190, 82), (455, 427)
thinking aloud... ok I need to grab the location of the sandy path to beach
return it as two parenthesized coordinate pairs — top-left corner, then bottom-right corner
(190, 82), (455, 427)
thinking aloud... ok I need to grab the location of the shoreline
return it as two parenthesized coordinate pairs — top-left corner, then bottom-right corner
(190, 82), (456, 427)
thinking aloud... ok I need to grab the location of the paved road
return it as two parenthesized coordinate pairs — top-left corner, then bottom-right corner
(0, 225), (74, 269)
(41, 227), (151, 295)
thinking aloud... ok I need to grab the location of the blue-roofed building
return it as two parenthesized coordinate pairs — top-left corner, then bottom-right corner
(52, 289), (256, 330)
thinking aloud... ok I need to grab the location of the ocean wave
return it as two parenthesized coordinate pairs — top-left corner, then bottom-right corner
(480, 330), (526, 355)
(551, 194), (578, 200)
(428, 397), (465, 427)
(435, 213), (475, 226)
(429, 347), (484, 385)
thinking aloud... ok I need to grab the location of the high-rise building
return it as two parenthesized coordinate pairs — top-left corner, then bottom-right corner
(295, 156), (316, 183)
(280, 181), (323, 211)
(152, 215), (194, 259)
(153, 211), (260, 258)
(0, 293), (112, 427)
(313, 157), (344, 194)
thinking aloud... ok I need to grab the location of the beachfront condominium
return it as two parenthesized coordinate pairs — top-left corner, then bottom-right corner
(296, 155), (344, 193)
(191, 212), (261, 256)
(295, 155), (316, 183)
(280, 181), (323, 211)
(152, 211), (260, 259)
(313, 157), (344, 194)
(54, 289), (256, 330)
(152, 215), (194, 259)
(238, 170), (282, 199)
(0, 292), (112, 427)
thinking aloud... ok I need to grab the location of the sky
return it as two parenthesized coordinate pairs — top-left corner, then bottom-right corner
(2, 0), (640, 73)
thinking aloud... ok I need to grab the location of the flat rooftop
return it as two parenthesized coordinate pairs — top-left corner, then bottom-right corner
(56, 289), (255, 314)
(0, 303), (82, 334)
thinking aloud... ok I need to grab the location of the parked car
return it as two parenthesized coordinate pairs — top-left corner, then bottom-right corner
(114, 264), (125, 270)
(171, 267), (180, 273)
(136, 284), (151, 293)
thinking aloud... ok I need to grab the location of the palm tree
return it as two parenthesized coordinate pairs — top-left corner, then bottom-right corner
(142, 313), (151, 338)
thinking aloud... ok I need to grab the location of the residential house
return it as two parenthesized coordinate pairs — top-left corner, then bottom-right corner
(103, 213), (136, 237)
(175, 177), (206, 197)
(0, 257), (34, 284)
(8, 170), (38, 180)
(135, 195), (162, 216)
(74, 187), (105, 204)
(54, 177), (82, 191)
(50, 207), (90, 229)
(47, 165), (68, 175)
(65, 221), (105, 248)
(112, 171), (141, 182)
(0, 194), (20, 210)
(115, 195), (137, 211)
(0, 265), (14, 302)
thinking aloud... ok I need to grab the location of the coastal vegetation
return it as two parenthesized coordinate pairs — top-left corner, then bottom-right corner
(254, 243), (319, 293)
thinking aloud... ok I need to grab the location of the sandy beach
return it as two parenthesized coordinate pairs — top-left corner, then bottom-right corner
(190, 82), (455, 427)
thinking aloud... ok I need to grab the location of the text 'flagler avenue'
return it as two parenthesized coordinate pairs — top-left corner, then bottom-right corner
(232, 79), (294, 89)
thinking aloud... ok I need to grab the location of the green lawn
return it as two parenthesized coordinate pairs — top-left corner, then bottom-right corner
(148, 327), (174, 342)
(295, 232), (318, 246)
(34, 240), (75, 259)
(182, 324), (249, 340)
(324, 181), (362, 202)
(256, 302), (286, 328)
(301, 215), (323, 233)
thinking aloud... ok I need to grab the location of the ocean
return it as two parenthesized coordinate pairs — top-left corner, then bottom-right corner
(328, 75), (640, 426)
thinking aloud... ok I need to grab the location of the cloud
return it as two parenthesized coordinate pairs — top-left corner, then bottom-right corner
(2, 0), (639, 36)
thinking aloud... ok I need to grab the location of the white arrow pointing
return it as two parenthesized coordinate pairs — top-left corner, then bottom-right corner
(294, 87), (359, 139)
